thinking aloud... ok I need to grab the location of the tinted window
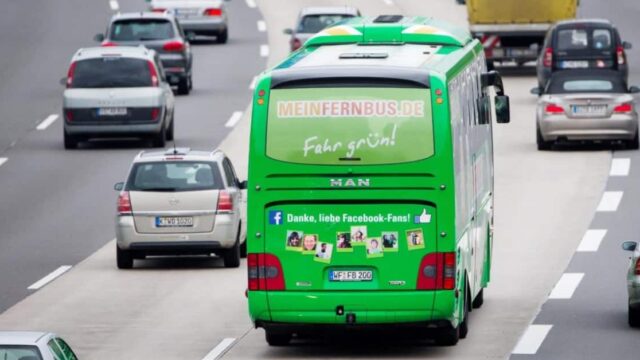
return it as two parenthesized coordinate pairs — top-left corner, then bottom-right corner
(0, 346), (42, 360)
(71, 58), (152, 88)
(593, 29), (612, 49)
(54, 339), (77, 360)
(547, 77), (626, 94)
(557, 28), (613, 50)
(127, 162), (224, 192)
(297, 14), (354, 33)
(110, 20), (174, 41)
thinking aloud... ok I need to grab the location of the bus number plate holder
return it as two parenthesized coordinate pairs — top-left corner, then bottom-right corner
(330, 270), (373, 282)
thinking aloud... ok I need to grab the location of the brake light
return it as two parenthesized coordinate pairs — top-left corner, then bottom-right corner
(216, 190), (233, 212)
(117, 191), (132, 214)
(543, 47), (553, 68)
(64, 109), (74, 122)
(152, 8), (166, 13)
(545, 104), (564, 114)
(66, 62), (76, 88)
(163, 41), (185, 52)
(204, 8), (222, 16)
(614, 103), (634, 114)
(101, 41), (117, 47)
(617, 45), (626, 66)
(147, 61), (159, 87)
(291, 38), (302, 51)
(248, 253), (285, 291)
(417, 252), (456, 290)
(151, 107), (161, 121)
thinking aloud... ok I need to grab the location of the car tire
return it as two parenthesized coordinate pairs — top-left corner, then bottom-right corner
(166, 111), (175, 141)
(63, 131), (79, 149)
(188, 74), (193, 91)
(116, 246), (133, 269)
(177, 77), (190, 95)
(265, 330), (291, 346)
(153, 123), (166, 148)
(217, 29), (228, 44)
(629, 303), (640, 327)
(626, 131), (639, 150)
(240, 237), (247, 258)
(537, 126), (553, 151)
(223, 232), (241, 268)
(472, 288), (484, 309)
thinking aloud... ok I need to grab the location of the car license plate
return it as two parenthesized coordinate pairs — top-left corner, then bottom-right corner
(155, 216), (193, 227)
(329, 270), (373, 282)
(175, 8), (198, 17)
(572, 105), (607, 116)
(562, 60), (589, 69)
(98, 107), (127, 116)
(506, 48), (537, 57)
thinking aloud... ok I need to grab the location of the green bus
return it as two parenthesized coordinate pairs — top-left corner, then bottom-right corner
(246, 15), (510, 346)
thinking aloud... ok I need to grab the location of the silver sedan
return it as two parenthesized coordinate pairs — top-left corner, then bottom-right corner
(533, 70), (640, 150)
(622, 241), (640, 327)
(0, 332), (77, 360)
(149, 0), (229, 43)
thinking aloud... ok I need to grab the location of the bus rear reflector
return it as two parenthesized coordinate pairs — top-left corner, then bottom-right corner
(417, 252), (456, 290)
(248, 253), (285, 291)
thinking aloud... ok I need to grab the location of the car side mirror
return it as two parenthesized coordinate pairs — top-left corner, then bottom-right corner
(530, 87), (542, 95)
(114, 182), (124, 191)
(495, 95), (510, 124)
(94, 33), (105, 43)
(239, 180), (248, 190)
(629, 86), (640, 94)
(623, 41), (632, 50)
(622, 241), (637, 252)
(481, 70), (505, 96)
(283, 28), (293, 35)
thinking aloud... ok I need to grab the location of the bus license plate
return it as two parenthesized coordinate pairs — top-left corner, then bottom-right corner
(155, 216), (193, 227)
(98, 107), (127, 116)
(330, 270), (373, 282)
(572, 105), (607, 116)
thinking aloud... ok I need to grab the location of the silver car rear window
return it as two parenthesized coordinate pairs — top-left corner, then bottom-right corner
(71, 58), (152, 88)
(547, 77), (626, 94)
(0, 346), (43, 360)
(127, 162), (224, 192)
(564, 80), (613, 92)
(297, 14), (354, 33)
(111, 19), (174, 41)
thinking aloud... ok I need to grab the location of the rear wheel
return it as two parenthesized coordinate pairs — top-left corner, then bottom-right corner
(625, 131), (639, 150)
(63, 131), (79, 149)
(265, 329), (291, 346)
(177, 77), (190, 95)
(434, 324), (459, 346)
(240, 238), (247, 258)
(472, 288), (484, 309)
(153, 123), (166, 148)
(166, 111), (174, 141)
(116, 246), (133, 269)
(537, 126), (553, 151)
(217, 29), (228, 44)
(459, 279), (470, 339)
(629, 303), (640, 327)
(223, 233), (241, 268)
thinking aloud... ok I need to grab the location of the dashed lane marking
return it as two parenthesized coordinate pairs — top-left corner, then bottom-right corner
(245, 0), (257, 8)
(225, 111), (243, 128)
(260, 44), (269, 57)
(257, 20), (266, 32)
(0, 158), (7, 167)
(596, 191), (623, 212)
(27, 266), (72, 290)
(610, 158), (630, 176)
(577, 229), (607, 252)
(512, 324), (553, 355)
(549, 273), (584, 299)
(249, 76), (257, 90)
(109, 0), (119, 11)
(383, 0), (394, 5)
(202, 338), (236, 360)
(37, 114), (59, 130)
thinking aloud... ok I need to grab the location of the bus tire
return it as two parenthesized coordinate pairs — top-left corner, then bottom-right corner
(434, 325), (459, 346)
(459, 279), (470, 339)
(265, 330), (291, 346)
(472, 288), (484, 309)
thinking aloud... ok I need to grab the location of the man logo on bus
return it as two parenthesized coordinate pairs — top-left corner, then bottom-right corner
(269, 210), (284, 225)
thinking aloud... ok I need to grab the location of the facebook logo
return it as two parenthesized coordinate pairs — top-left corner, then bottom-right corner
(268, 210), (284, 225)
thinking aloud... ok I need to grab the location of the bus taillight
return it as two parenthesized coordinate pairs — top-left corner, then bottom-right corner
(417, 253), (438, 290)
(443, 252), (456, 290)
(248, 253), (285, 291)
(417, 252), (456, 290)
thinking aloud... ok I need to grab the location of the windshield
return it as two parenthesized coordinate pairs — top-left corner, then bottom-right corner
(110, 20), (174, 41)
(556, 28), (613, 50)
(266, 87), (434, 165)
(0, 346), (43, 360)
(127, 161), (224, 192)
(71, 58), (152, 88)
(547, 77), (626, 94)
(297, 14), (354, 33)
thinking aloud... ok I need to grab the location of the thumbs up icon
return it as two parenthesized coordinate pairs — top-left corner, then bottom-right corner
(414, 209), (431, 224)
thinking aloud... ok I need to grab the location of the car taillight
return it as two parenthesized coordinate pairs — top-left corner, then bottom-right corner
(101, 41), (117, 47)
(204, 8), (222, 16)
(417, 252), (456, 290)
(543, 47), (553, 68)
(152, 8), (166, 13)
(64, 109), (74, 122)
(248, 253), (285, 291)
(617, 45), (626, 66)
(614, 103), (634, 114)
(66, 62), (76, 88)
(147, 61), (159, 87)
(635, 258), (640, 276)
(545, 104), (564, 114)
(117, 191), (132, 214)
(216, 190), (233, 212)
(163, 41), (185, 52)
(151, 107), (161, 121)
(291, 38), (302, 51)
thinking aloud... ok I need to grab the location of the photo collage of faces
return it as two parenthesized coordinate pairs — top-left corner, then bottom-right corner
(285, 226), (426, 263)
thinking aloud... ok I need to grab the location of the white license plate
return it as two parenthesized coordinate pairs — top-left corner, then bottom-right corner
(155, 216), (193, 227)
(330, 270), (373, 282)
(98, 107), (127, 116)
(562, 61), (589, 69)
(572, 105), (607, 116)
(175, 8), (198, 17)
(506, 48), (537, 57)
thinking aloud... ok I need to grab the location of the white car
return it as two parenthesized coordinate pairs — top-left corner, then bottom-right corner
(623, 241), (640, 327)
(284, 6), (360, 51)
(150, 0), (229, 43)
(114, 148), (247, 269)
(0, 331), (77, 360)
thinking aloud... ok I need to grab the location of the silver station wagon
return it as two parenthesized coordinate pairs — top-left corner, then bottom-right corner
(149, 0), (229, 43)
(63, 46), (176, 149)
(114, 148), (246, 269)
(623, 241), (640, 327)
(0, 331), (77, 360)
(533, 70), (640, 150)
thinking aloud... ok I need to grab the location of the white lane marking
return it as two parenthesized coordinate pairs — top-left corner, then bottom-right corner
(596, 191), (623, 212)
(28, 266), (72, 290)
(257, 20), (266, 32)
(202, 338), (236, 360)
(577, 229), (607, 252)
(245, 0), (256, 8)
(0, 158), (7, 167)
(549, 273), (584, 299)
(36, 114), (59, 130)
(225, 111), (243, 128)
(383, 0), (394, 5)
(249, 76), (258, 90)
(260, 44), (269, 57)
(512, 324), (553, 355)
(610, 158), (630, 176)
(109, 0), (119, 11)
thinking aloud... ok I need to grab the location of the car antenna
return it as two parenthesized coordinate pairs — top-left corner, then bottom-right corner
(172, 140), (178, 155)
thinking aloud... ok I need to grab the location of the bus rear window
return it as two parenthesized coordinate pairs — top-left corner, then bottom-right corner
(266, 88), (434, 165)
